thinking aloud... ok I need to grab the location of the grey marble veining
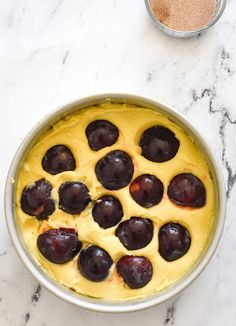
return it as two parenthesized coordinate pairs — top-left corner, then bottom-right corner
(1, 0), (236, 325)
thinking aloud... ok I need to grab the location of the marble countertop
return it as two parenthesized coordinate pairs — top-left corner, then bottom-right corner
(1, 0), (236, 325)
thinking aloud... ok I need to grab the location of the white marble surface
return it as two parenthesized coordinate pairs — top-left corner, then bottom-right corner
(1, 0), (236, 325)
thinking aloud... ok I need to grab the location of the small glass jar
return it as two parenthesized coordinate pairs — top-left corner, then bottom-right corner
(144, 0), (227, 38)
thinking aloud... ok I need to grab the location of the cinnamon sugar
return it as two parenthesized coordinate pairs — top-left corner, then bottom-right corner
(151, 0), (216, 31)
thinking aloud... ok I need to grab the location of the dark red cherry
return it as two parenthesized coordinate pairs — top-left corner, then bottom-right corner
(86, 120), (119, 151)
(167, 173), (206, 207)
(59, 182), (91, 214)
(78, 245), (113, 282)
(117, 256), (153, 289)
(95, 150), (134, 190)
(20, 179), (55, 219)
(92, 195), (123, 229)
(37, 228), (82, 264)
(42, 145), (76, 175)
(129, 174), (164, 208)
(158, 223), (191, 261)
(115, 217), (153, 250)
(139, 126), (180, 162)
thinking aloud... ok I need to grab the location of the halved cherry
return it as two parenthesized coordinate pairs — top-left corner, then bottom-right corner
(21, 179), (55, 219)
(167, 173), (206, 207)
(86, 120), (119, 151)
(78, 245), (113, 282)
(37, 228), (82, 264)
(139, 126), (179, 162)
(59, 182), (91, 214)
(130, 174), (163, 208)
(158, 223), (191, 261)
(95, 150), (134, 190)
(115, 217), (153, 250)
(42, 145), (76, 175)
(92, 195), (123, 229)
(117, 256), (153, 289)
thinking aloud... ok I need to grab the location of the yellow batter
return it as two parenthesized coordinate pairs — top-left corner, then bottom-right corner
(16, 103), (215, 300)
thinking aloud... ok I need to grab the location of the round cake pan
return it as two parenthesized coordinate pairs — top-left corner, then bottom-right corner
(4, 94), (226, 313)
